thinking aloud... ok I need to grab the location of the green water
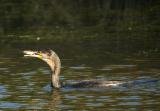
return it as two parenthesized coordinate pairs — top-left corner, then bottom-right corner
(0, 39), (160, 111)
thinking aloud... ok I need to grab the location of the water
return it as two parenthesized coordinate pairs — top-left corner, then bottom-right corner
(0, 41), (160, 111)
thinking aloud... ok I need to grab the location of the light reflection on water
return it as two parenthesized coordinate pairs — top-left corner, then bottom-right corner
(0, 48), (160, 110)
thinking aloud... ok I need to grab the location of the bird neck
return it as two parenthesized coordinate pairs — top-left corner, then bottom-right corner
(48, 54), (61, 88)
(51, 71), (61, 88)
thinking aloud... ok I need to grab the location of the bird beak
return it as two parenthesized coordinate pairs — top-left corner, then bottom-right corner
(23, 50), (42, 59)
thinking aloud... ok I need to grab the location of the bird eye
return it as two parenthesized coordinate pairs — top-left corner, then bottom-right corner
(47, 52), (51, 56)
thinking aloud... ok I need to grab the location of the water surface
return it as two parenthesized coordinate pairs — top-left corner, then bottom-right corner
(0, 42), (160, 111)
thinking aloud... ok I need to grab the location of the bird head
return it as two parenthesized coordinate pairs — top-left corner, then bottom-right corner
(23, 49), (54, 64)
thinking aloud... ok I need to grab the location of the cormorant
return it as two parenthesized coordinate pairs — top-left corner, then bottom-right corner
(23, 50), (124, 88)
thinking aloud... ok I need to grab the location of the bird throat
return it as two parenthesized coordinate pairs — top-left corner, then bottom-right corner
(51, 72), (61, 88)
(49, 57), (61, 88)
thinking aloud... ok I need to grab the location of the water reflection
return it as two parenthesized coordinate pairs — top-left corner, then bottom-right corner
(0, 85), (10, 99)
(0, 102), (22, 109)
(43, 90), (61, 110)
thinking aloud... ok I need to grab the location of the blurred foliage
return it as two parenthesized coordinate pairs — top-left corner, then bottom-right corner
(0, 0), (159, 32)
(0, 0), (159, 55)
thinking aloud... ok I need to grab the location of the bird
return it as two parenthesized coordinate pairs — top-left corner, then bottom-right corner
(23, 49), (125, 89)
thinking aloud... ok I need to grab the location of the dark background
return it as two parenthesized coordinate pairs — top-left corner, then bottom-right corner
(0, 0), (159, 56)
